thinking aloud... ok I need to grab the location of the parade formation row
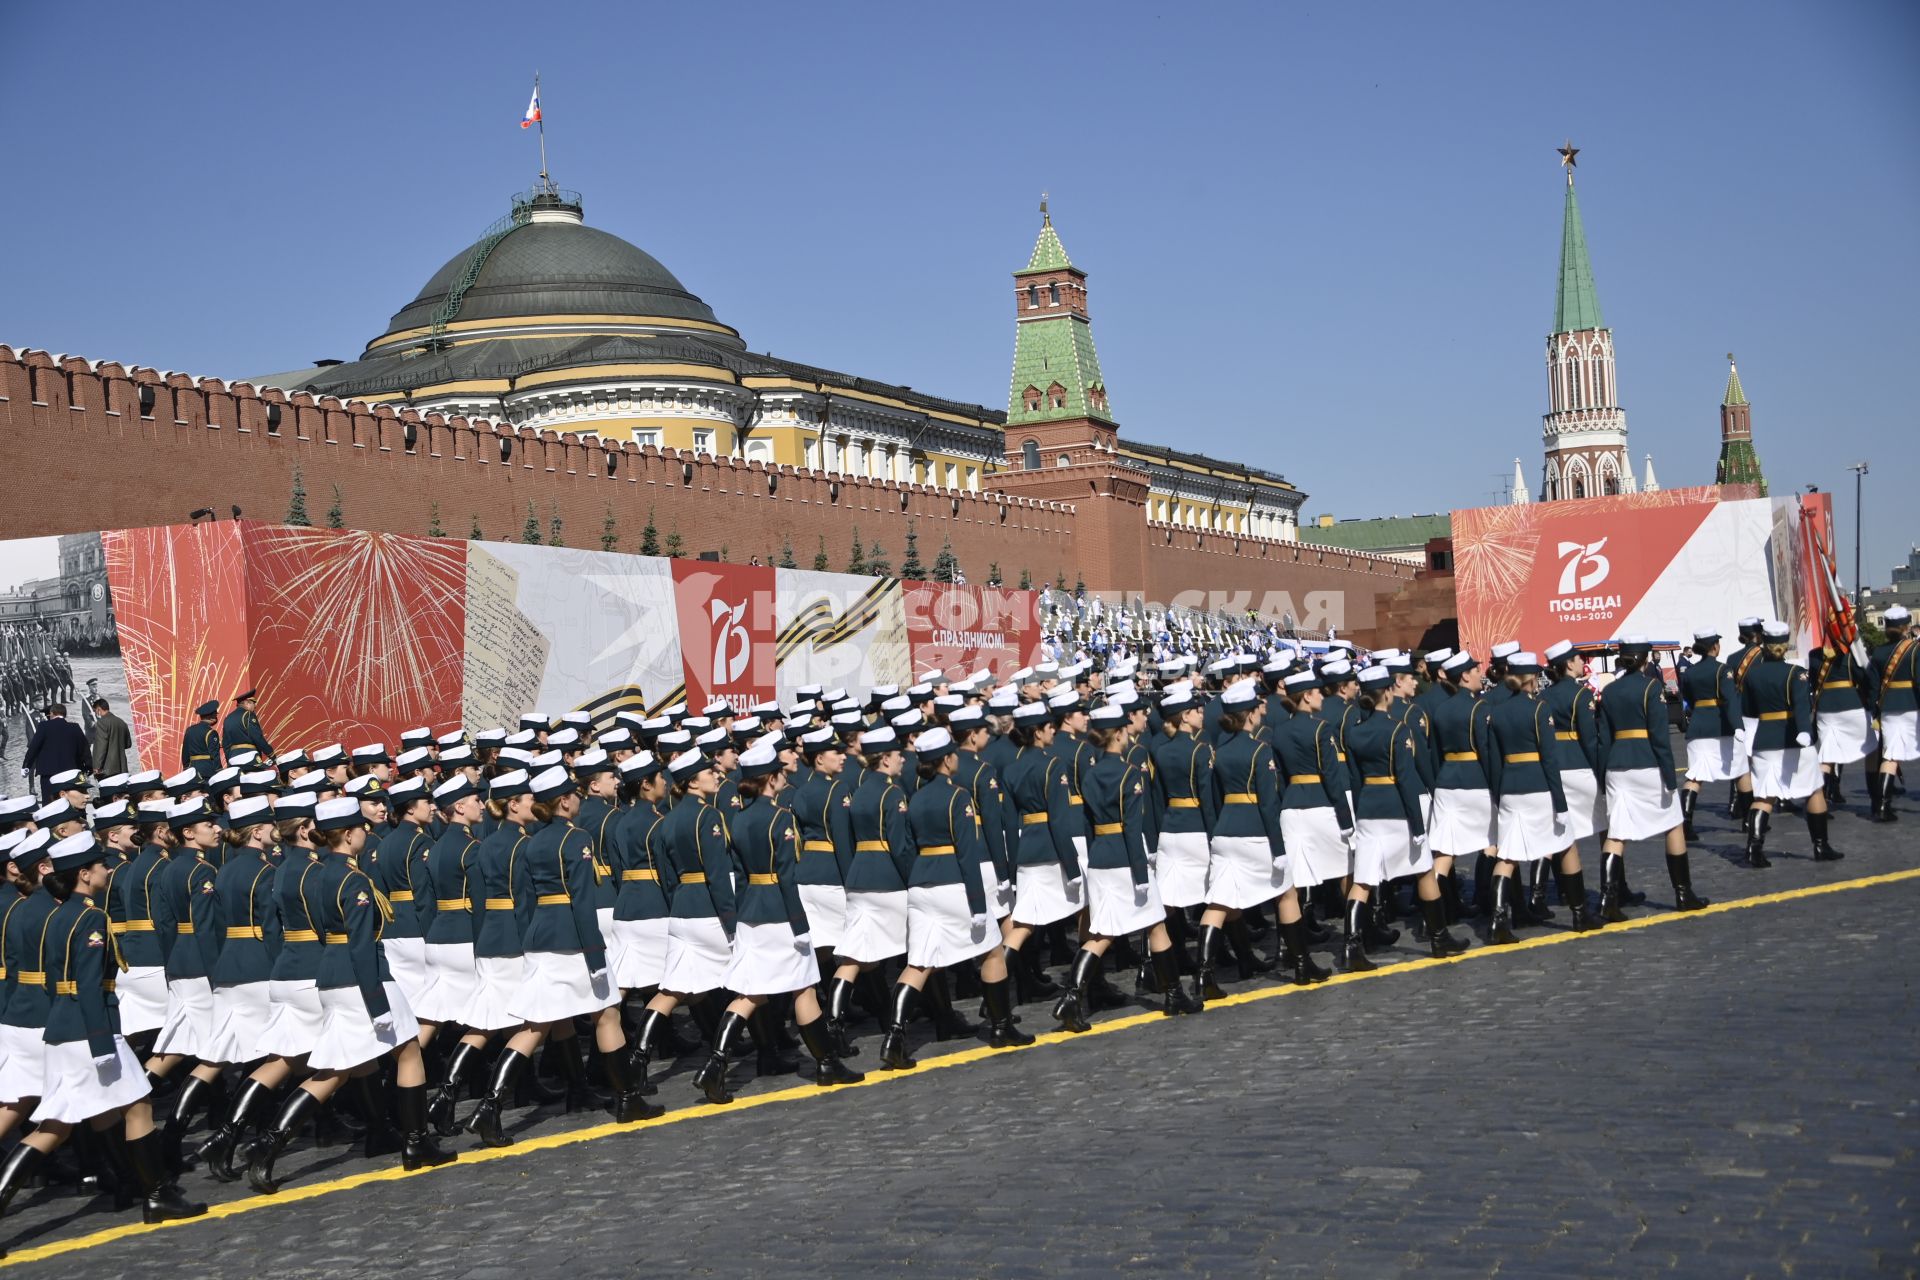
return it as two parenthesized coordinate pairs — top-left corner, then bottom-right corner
(0, 603), (1914, 1252)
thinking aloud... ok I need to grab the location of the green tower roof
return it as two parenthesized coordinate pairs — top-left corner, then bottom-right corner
(1553, 180), (1605, 335)
(1006, 213), (1110, 426)
(1020, 216), (1074, 274)
(1723, 358), (1747, 406)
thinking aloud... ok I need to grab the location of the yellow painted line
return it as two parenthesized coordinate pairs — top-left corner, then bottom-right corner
(6, 865), (1917, 1268)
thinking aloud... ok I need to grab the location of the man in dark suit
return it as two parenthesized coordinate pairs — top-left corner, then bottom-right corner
(90, 695), (133, 777)
(22, 702), (90, 800)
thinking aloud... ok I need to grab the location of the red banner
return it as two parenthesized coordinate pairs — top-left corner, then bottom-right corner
(903, 583), (1041, 681)
(671, 560), (777, 712)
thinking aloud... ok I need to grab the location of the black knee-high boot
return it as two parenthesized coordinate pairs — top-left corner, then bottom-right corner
(1422, 895), (1467, 957)
(1744, 807), (1772, 867)
(1808, 808), (1844, 861)
(1473, 852), (1496, 917)
(824, 977), (860, 1057)
(1680, 787), (1698, 840)
(1226, 916), (1276, 977)
(160, 1073), (213, 1174)
(879, 983), (919, 1070)
(1489, 876), (1517, 945)
(982, 975), (1033, 1048)
(1666, 852), (1710, 910)
(0, 1143), (46, 1221)
(693, 1012), (746, 1104)
(427, 1040), (482, 1136)
(352, 1071), (402, 1158)
(397, 1083), (460, 1167)
(1284, 917), (1331, 985)
(1342, 899), (1375, 972)
(1162, 909), (1197, 972)
(1559, 868), (1597, 931)
(1053, 948), (1098, 1033)
(1597, 851), (1626, 922)
(117, 1129), (206, 1225)
(246, 1087), (321, 1194)
(464, 1048), (530, 1148)
(750, 1005), (799, 1076)
(597, 1040), (661, 1124)
(1153, 945), (1202, 1015)
(1192, 924), (1227, 1002)
(921, 969), (974, 1040)
(796, 1016), (863, 1086)
(196, 1076), (276, 1182)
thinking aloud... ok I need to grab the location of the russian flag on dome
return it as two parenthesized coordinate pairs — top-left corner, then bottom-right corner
(521, 82), (541, 129)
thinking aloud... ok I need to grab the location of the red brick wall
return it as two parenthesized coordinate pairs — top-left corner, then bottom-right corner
(0, 347), (1447, 645)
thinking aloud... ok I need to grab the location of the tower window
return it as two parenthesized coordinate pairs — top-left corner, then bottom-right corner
(1021, 439), (1041, 470)
(1049, 283), (1060, 306)
(1027, 285), (1039, 308)
(1022, 386), (1041, 413)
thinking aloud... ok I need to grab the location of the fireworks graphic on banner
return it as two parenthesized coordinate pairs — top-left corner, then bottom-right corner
(245, 526), (467, 746)
(102, 523), (252, 771)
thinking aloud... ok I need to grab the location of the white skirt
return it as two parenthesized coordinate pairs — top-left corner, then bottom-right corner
(383, 936), (433, 1013)
(1883, 710), (1919, 763)
(0, 1023), (45, 1101)
(1011, 861), (1083, 927)
(905, 882), (998, 968)
(609, 918), (669, 989)
(309, 981), (420, 1072)
(116, 964), (170, 1037)
(1154, 830), (1212, 908)
(1205, 833), (1289, 908)
(1604, 767), (1678, 840)
(595, 906), (621, 978)
(510, 950), (618, 1023)
(1279, 808), (1346, 889)
(1354, 817), (1429, 883)
(1751, 747), (1821, 801)
(32, 1036), (147, 1125)
(464, 955), (528, 1032)
(1495, 791), (1566, 862)
(1560, 767), (1607, 842)
(724, 920), (818, 996)
(1426, 788), (1496, 858)
(1086, 864), (1163, 937)
(1816, 708), (1876, 765)
(415, 942), (478, 1023)
(837, 890), (908, 965)
(254, 978), (325, 1058)
(797, 883), (848, 948)
(151, 975), (216, 1059)
(205, 980), (272, 1064)
(986, 873), (1014, 921)
(660, 916), (733, 995)
(1686, 736), (1747, 784)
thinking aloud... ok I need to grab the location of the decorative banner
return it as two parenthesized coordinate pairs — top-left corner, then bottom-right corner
(902, 584), (1039, 682)
(773, 570), (908, 701)
(102, 523), (252, 774)
(17, 523), (1041, 767)
(1452, 488), (1825, 659)
(671, 560), (778, 713)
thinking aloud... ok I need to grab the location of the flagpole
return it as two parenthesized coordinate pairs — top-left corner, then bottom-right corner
(535, 71), (551, 192)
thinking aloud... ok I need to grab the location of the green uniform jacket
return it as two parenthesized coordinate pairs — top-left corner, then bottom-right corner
(1596, 670), (1675, 786)
(905, 776), (988, 917)
(42, 892), (121, 1057)
(730, 796), (808, 931)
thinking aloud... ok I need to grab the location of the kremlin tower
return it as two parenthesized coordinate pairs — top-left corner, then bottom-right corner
(1535, 144), (1644, 503)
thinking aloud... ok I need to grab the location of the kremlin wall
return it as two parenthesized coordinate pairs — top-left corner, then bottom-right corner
(0, 347), (1426, 643)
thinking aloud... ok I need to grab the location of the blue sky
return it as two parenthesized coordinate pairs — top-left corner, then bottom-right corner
(2, 1), (1914, 585)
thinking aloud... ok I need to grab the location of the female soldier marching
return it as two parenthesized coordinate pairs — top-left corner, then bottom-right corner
(1742, 620), (1837, 864)
(689, 738), (861, 1103)
(1598, 636), (1710, 907)
(1485, 654), (1569, 945)
(1054, 704), (1199, 1030)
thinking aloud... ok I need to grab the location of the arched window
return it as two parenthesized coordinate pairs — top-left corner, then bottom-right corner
(744, 439), (772, 463)
(1056, 452), (1071, 467)
(1026, 284), (1039, 308)
(1021, 439), (1041, 470)
(1049, 283), (1060, 306)
(1022, 385), (1042, 413)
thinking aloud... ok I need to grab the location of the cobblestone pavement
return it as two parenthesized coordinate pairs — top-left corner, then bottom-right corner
(4, 768), (1917, 1276)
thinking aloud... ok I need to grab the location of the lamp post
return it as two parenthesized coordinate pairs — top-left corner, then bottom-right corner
(1846, 462), (1869, 613)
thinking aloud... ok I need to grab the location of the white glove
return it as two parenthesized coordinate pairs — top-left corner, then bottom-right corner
(969, 912), (989, 934)
(1133, 882), (1150, 905)
(1341, 828), (1356, 850)
(1067, 876), (1084, 893)
(588, 968), (609, 986)
(1272, 855), (1288, 871)
(1795, 732), (1812, 748)
(92, 1052), (118, 1070)
(371, 1013), (395, 1038)
(792, 933), (813, 954)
